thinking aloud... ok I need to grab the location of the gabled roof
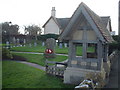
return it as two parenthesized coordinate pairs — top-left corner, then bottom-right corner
(42, 16), (60, 28)
(56, 18), (70, 29)
(42, 16), (70, 30)
(59, 2), (114, 43)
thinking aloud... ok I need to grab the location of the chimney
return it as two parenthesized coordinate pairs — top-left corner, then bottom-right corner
(51, 7), (56, 17)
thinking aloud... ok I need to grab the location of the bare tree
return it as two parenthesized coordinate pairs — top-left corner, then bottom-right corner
(24, 24), (41, 43)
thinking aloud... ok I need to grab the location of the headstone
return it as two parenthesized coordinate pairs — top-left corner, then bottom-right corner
(29, 43), (32, 47)
(56, 40), (58, 46)
(23, 39), (26, 46)
(42, 42), (45, 46)
(16, 38), (20, 47)
(59, 43), (63, 48)
(64, 43), (67, 48)
(6, 41), (9, 48)
(13, 37), (16, 46)
(34, 42), (37, 47)
(44, 38), (56, 58)
(20, 45), (22, 47)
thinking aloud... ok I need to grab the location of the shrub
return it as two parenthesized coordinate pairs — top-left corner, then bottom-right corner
(2, 48), (13, 59)
(85, 72), (105, 88)
(109, 35), (120, 55)
(38, 34), (59, 41)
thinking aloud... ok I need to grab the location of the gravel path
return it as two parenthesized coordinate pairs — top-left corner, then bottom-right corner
(17, 61), (45, 71)
(12, 51), (68, 56)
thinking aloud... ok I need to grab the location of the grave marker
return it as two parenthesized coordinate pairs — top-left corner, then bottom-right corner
(34, 42), (37, 47)
(44, 38), (56, 58)
(42, 42), (45, 46)
(59, 43), (63, 48)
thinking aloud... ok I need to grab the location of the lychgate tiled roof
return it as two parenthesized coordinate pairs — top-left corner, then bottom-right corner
(59, 2), (114, 43)
(82, 3), (114, 43)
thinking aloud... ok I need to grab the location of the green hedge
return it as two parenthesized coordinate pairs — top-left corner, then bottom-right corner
(37, 34), (59, 41)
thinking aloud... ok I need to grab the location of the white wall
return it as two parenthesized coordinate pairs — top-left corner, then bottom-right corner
(44, 18), (60, 35)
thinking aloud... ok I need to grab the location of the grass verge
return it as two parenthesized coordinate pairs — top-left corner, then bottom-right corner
(12, 53), (68, 66)
(2, 61), (75, 88)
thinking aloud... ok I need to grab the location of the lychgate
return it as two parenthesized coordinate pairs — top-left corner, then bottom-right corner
(59, 2), (114, 84)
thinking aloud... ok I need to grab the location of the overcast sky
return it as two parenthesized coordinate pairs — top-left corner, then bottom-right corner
(0, 0), (119, 34)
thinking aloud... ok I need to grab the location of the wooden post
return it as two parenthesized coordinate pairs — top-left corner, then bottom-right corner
(82, 27), (87, 59)
(103, 44), (108, 62)
(97, 40), (103, 70)
(68, 41), (73, 67)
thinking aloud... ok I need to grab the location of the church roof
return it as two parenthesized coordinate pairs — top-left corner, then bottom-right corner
(56, 18), (70, 29)
(59, 2), (114, 43)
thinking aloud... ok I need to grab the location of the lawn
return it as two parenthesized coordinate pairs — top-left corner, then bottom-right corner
(10, 45), (94, 56)
(12, 53), (68, 66)
(10, 45), (69, 54)
(2, 61), (75, 88)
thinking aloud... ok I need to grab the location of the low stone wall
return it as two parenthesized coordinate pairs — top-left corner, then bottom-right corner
(64, 67), (106, 85)
(109, 50), (119, 66)
(103, 51), (119, 78)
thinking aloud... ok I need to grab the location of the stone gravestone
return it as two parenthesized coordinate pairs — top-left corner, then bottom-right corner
(34, 42), (37, 47)
(42, 42), (45, 47)
(59, 43), (63, 48)
(13, 37), (16, 47)
(64, 43), (67, 48)
(56, 40), (58, 46)
(16, 38), (20, 47)
(29, 43), (32, 47)
(23, 39), (26, 46)
(44, 38), (56, 58)
(6, 41), (9, 49)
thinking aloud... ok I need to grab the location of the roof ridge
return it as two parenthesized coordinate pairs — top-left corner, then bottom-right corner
(82, 3), (114, 42)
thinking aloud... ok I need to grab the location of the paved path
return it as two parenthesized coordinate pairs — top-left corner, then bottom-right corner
(11, 51), (68, 71)
(17, 61), (46, 71)
(105, 52), (119, 88)
(12, 51), (68, 56)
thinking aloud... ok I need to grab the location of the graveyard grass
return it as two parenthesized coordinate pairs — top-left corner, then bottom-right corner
(12, 53), (68, 66)
(10, 45), (69, 54)
(2, 61), (75, 88)
(10, 44), (94, 56)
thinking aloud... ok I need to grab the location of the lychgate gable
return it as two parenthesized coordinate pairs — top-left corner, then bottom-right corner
(59, 2), (114, 43)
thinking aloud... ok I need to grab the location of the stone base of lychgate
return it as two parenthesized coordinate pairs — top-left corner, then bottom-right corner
(64, 67), (106, 85)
